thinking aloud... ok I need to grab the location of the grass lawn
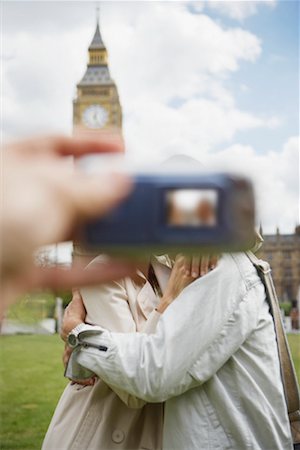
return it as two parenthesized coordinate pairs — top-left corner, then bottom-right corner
(0, 334), (299, 449)
(287, 333), (300, 381)
(0, 335), (67, 450)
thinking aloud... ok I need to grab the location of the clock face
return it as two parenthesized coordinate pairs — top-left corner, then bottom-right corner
(82, 105), (108, 129)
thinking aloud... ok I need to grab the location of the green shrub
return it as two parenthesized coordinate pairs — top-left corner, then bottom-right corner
(280, 301), (292, 316)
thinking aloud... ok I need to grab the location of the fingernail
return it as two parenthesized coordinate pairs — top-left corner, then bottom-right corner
(192, 272), (198, 278)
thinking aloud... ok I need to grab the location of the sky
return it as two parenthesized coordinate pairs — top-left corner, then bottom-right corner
(1, 0), (299, 239)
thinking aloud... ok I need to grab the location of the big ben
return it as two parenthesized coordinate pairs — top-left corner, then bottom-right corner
(72, 16), (122, 261)
(73, 17), (122, 131)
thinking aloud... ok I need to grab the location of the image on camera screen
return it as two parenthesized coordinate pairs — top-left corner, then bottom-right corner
(166, 189), (218, 227)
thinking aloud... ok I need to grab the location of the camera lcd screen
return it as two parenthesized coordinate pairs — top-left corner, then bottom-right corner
(166, 189), (218, 227)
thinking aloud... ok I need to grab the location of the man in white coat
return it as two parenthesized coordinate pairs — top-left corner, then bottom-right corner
(63, 252), (293, 450)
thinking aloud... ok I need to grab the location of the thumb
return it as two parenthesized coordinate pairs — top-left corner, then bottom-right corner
(69, 172), (133, 219)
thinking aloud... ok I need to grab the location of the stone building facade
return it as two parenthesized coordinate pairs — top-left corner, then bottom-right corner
(257, 226), (300, 303)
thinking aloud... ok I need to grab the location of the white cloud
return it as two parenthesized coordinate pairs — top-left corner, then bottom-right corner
(1, 2), (98, 139)
(123, 96), (279, 162)
(100, 3), (273, 162)
(104, 3), (262, 104)
(204, 136), (299, 233)
(204, 0), (277, 21)
(2, 27), (91, 139)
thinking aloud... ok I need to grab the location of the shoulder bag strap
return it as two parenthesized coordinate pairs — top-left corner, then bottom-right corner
(246, 251), (300, 446)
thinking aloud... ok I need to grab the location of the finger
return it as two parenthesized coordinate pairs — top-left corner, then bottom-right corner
(67, 171), (133, 220)
(27, 260), (136, 291)
(8, 134), (125, 158)
(174, 253), (184, 264)
(200, 255), (209, 276)
(173, 254), (184, 272)
(63, 344), (73, 354)
(71, 295), (85, 308)
(55, 134), (125, 157)
(63, 349), (72, 368)
(64, 296), (86, 318)
(209, 254), (219, 270)
(174, 254), (190, 276)
(183, 256), (192, 276)
(70, 377), (96, 386)
(174, 254), (193, 278)
(71, 289), (82, 301)
(191, 255), (201, 278)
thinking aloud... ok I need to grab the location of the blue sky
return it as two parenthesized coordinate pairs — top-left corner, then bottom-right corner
(225, 0), (299, 153)
(187, 0), (299, 154)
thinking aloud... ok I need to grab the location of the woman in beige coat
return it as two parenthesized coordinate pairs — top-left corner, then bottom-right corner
(42, 255), (173, 450)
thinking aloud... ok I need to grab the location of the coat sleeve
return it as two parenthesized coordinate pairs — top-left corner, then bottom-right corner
(140, 309), (162, 333)
(79, 273), (163, 408)
(109, 310), (162, 408)
(76, 256), (264, 402)
(78, 278), (146, 408)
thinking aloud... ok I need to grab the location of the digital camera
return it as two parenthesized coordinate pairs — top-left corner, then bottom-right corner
(79, 169), (255, 256)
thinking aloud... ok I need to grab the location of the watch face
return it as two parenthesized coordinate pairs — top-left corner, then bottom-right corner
(68, 334), (78, 348)
(82, 105), (108, 129)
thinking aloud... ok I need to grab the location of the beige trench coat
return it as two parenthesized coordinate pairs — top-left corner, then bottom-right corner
(42, 256), (170, 450)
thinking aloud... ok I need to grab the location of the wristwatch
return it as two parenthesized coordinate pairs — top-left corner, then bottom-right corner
(67, 323), (89, 348)
(67, 323), (104, 348)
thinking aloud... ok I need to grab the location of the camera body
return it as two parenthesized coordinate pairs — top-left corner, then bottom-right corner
(80, 172), (255, 255)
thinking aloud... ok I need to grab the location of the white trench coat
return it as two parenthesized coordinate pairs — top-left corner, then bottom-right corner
(69, 253), (293, 450)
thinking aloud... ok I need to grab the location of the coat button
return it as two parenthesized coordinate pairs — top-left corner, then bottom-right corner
(112, 429), (125, 444)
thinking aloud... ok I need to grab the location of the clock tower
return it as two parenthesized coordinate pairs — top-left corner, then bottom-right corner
(73, 17), (122, 131)
(72, 16), (122, 262)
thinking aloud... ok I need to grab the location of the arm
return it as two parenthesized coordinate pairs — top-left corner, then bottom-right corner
(110, 306), (161, 408)
(63, 253), (198, 377)
(1, 134), (133, 312)
(69, 254), (264, 402)
(63, 280), (158, 408)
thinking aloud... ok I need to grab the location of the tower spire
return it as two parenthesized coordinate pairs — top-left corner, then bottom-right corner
(96, 4), (100, 25)
(89, 10), (105, 51)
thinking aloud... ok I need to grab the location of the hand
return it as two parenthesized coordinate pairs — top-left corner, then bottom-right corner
(61, 290), (86, 341)
(62, 291), (96, 386)
(63, 343), (73, 368)
(156, 254), (218, 313)
(188, 254), (218, 278)
(1, 134), (134, 311)
(63, 343), (96, 387)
